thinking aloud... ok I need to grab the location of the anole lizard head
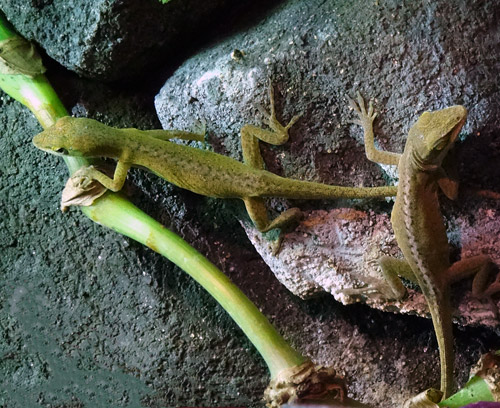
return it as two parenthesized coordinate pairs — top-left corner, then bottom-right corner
(406, 105), (467, 172)
(33, 116), (106, 157)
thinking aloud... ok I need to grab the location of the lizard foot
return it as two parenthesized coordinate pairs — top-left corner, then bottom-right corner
(403, 388), (443, 408)
(269, 207), (304, 256)
(61, 165), (109, 212)
(348, 91), (377, 127)
(342, 283), (405, 302)
(70, 165), (98, 191)
(342, 285), (380, 298)
(449, 256), (500, 319)
(257, 81), (302, 136)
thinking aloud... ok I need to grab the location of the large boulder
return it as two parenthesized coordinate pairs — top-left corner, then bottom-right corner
(155, 0), (500, 325)
(1, 0), (272, 80)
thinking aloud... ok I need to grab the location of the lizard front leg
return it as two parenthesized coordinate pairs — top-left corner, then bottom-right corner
(435, 148), (460, 200)
(349, 92), (401, 166)
(71, 160), (131, 192)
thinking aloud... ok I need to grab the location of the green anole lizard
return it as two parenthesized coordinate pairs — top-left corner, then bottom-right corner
(33, 85), (398, 240)
(350, 93), (500, 399)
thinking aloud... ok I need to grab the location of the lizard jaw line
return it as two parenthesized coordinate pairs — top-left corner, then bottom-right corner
(410, 150), (440, 172)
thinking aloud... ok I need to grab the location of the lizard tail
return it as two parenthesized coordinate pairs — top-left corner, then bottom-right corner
(259, 172), (398, 199)
(426, 290), (455, 399)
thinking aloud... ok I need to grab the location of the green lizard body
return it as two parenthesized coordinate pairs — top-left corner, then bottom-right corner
(35, 116), (395, 200)
(351, 94), (499, 399)
(33, 86), (397, 237)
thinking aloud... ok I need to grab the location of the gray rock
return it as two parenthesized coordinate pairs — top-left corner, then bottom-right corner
(0, 0), (267, 80)
(244, 197), (500, 329)
(155, 0), (500, 328)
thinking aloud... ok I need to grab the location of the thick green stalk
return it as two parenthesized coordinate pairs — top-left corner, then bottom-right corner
(83, 194), (305, 377)
(0, 12), (16, 38)
(0, 11), (305, 379)
(0, 16), (82, 173)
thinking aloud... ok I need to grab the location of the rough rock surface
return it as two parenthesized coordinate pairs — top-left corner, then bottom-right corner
(155, 0), (500, 327)
(0, 0), (271, 81)
(245, 197), (500, 329)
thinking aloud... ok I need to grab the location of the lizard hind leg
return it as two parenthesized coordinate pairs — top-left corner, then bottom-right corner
(377, 256), (416, 299)
(243, 197), (302, 255)
(342, 256), (413, 300)
(240, 82), (302, 254)
(446, 255), (500, 316)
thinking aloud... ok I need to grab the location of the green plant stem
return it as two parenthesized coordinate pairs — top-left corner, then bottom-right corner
(0, 17), (82, 173)
(83, 193), (306, 378)
(0, 11), (305, 379)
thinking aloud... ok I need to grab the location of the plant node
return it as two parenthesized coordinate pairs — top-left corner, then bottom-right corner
(263, 359), (346, 408)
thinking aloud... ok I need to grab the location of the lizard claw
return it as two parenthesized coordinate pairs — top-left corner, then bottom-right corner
(349, 92), (377, 123)
(271, 235), (284, 256)
(70, 165), (96, 191)
(253, 80), (279, 126)
(257, 80), (301, 135)
(72, 177), (93, 191)
(285, 112), (302, 130)
(348, 96), (361, 113)
(357, 91), (368, 115)
(258, 103), (301, 133)
(257, 103), (270, 119)
(193, 119), (206, 141)
(368, 100), (375, 117)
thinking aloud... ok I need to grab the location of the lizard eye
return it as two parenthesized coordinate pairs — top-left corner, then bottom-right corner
(54, 147), (68, 155)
